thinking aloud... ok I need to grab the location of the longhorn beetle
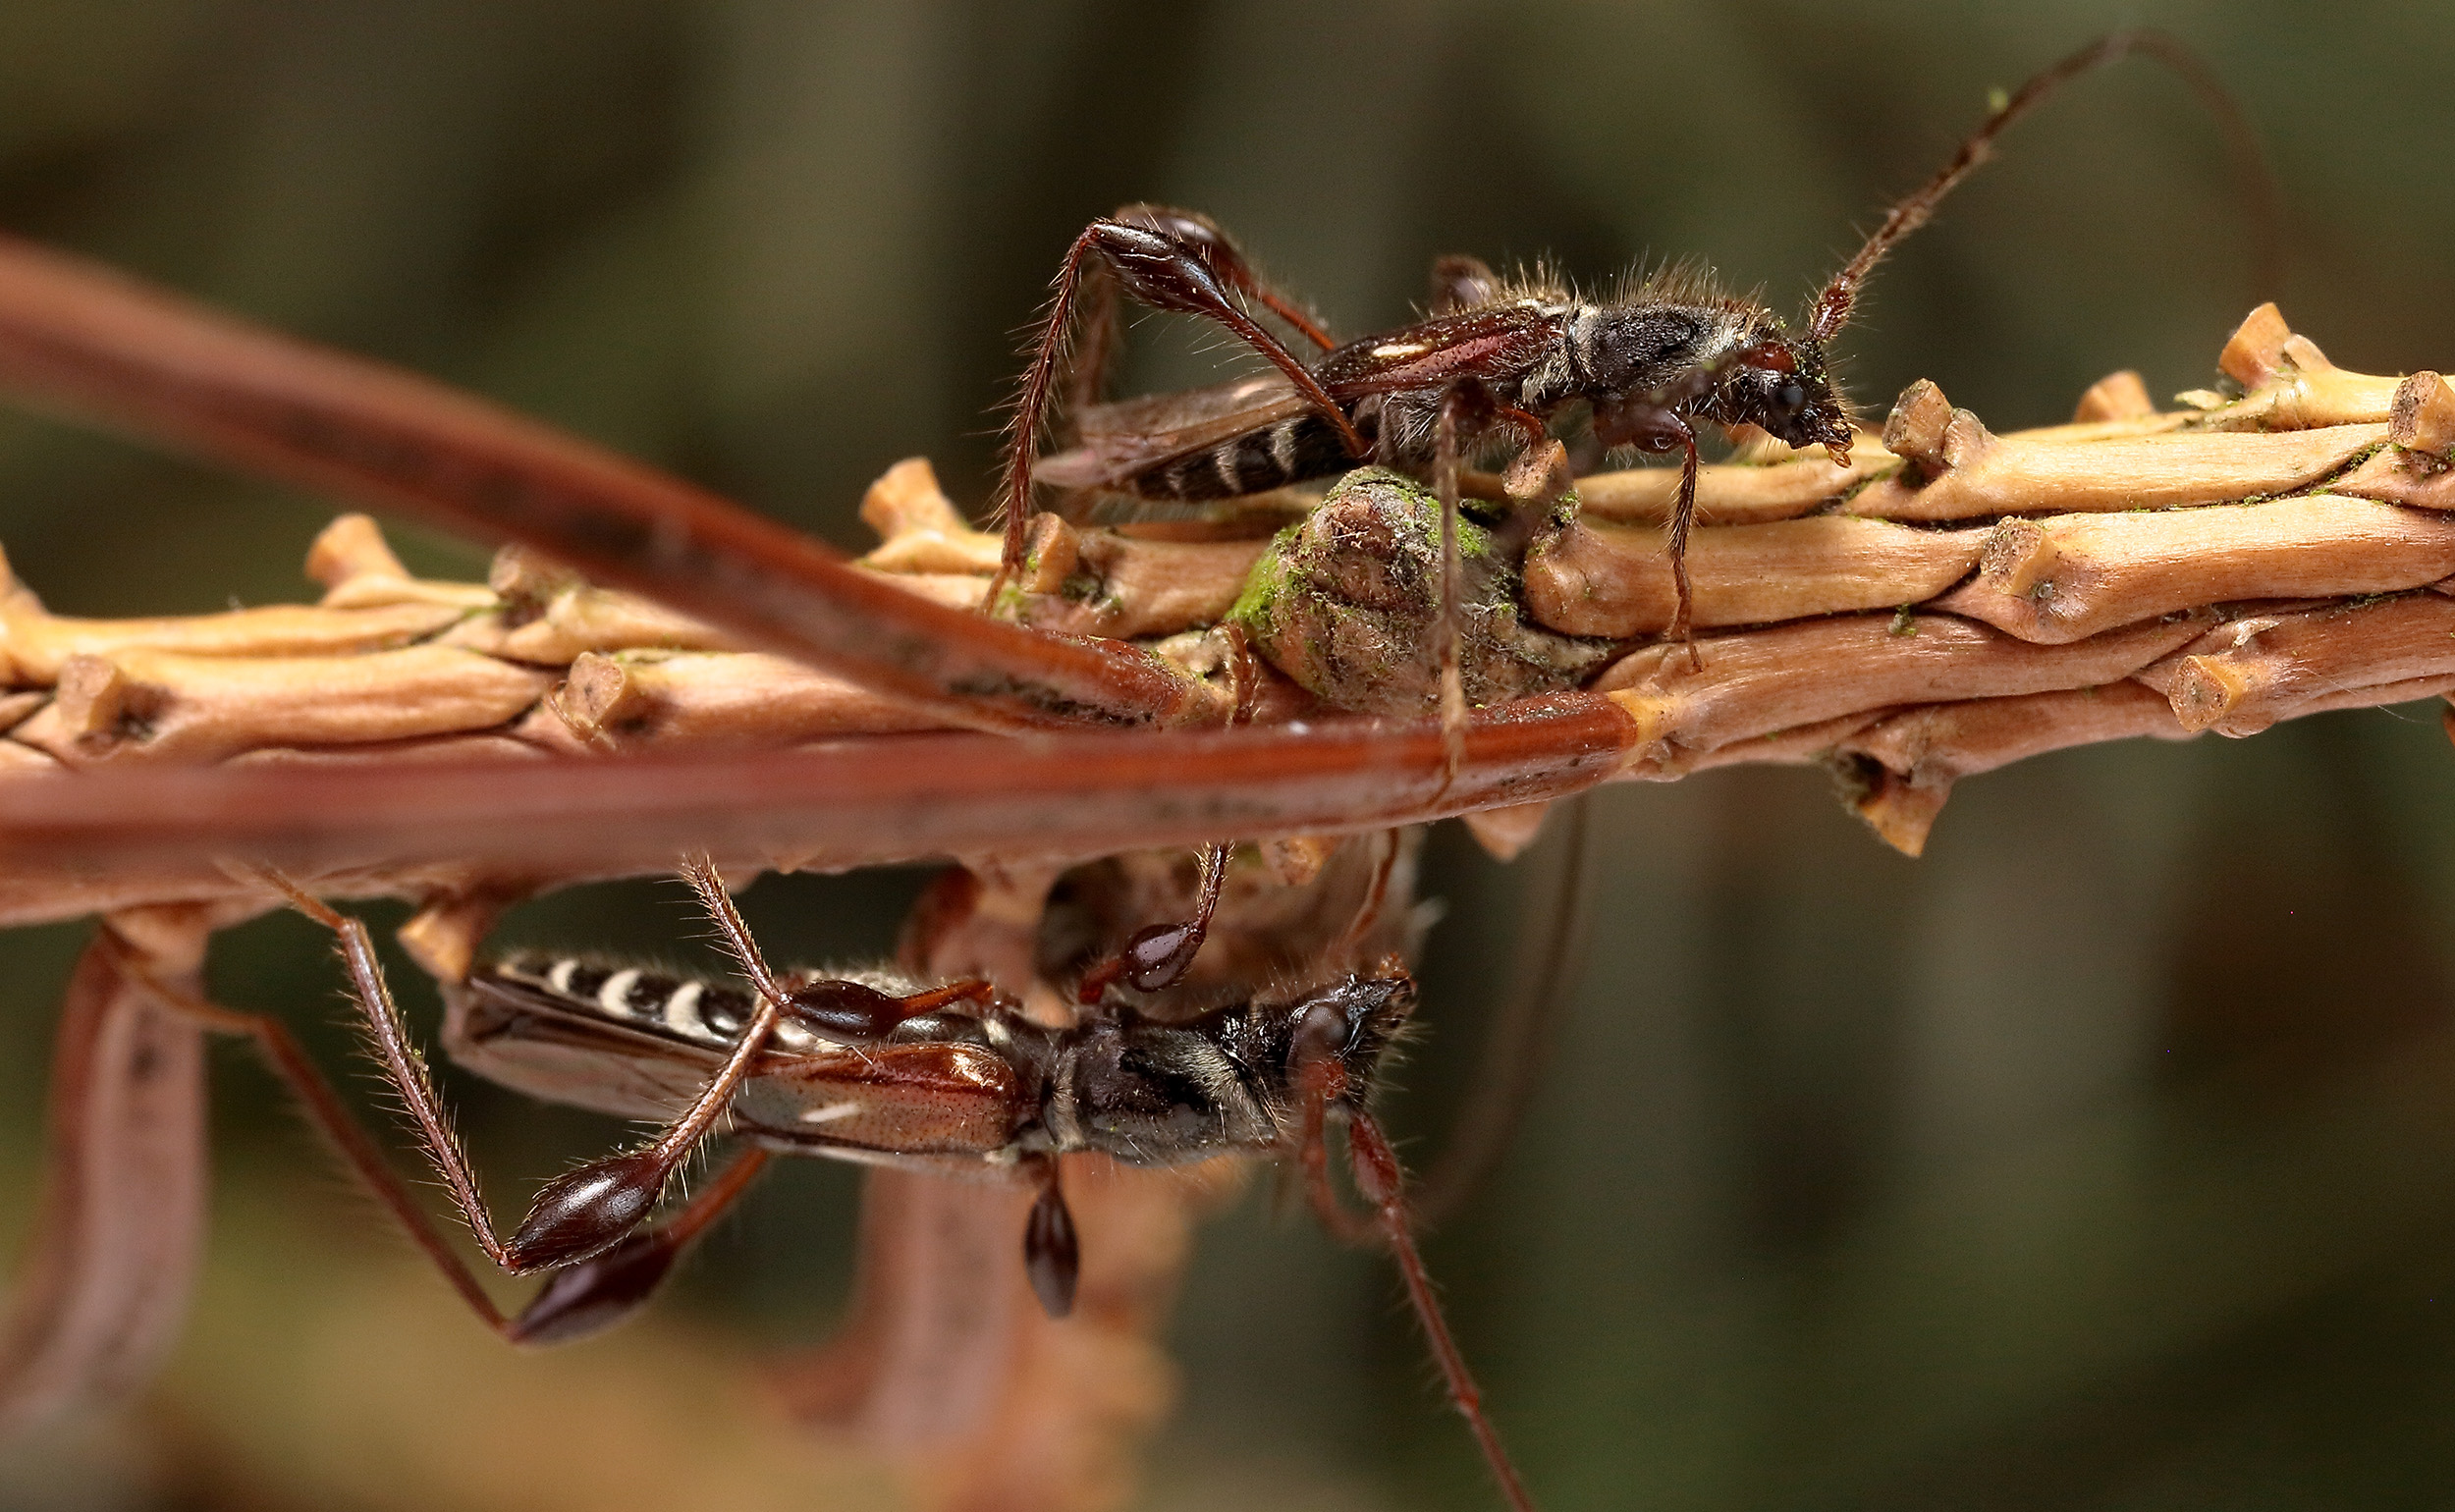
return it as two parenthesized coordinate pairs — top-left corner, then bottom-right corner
(105, 845), (1536, 1510)
(995, 28), (2272, 717)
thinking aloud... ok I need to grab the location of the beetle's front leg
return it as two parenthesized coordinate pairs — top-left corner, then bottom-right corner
(1423, 383), (1553, 782)
(1595, 397), (1704, 666)
(1292, 1049), (1535, 1512)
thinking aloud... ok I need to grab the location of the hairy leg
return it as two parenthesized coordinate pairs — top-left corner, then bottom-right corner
(999, 210), (1366, 587)
(98, 926), (769, 1346)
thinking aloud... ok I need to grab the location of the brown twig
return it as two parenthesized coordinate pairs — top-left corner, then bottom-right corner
(1, 300), (2451, 892)
(0, 235), (1217, 734)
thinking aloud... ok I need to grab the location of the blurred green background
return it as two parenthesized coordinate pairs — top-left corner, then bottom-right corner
(6, 1), (2455, 1508)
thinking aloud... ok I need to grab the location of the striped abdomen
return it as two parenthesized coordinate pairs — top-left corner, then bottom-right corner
(1132, 410), (1361, 501)
(477, 954), (920, 1056)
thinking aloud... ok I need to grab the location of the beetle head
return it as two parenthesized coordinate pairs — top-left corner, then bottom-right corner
(1711, 320), (1854, 462)
(1286, 966), (1417, 1107)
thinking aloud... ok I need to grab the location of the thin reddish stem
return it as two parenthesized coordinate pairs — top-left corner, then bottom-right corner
(0, 235), (1203, 734)
(0, 693), (1645, 908)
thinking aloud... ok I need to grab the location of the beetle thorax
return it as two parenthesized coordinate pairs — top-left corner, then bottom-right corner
(1559, 301), (1750, 404)
(1042, 1016), (1279, 1164)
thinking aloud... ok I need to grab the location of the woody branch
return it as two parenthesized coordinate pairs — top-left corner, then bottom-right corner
(0, 301), (2446, 926)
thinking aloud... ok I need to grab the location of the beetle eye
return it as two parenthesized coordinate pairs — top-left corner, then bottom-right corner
(1775, 382), (1807, 414)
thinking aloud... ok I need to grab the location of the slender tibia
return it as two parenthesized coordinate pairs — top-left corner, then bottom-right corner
(260, 864), (768, 1274)
(998, 214), (1367, 583)
(1664, 414), (1701, 668)
(97, 927), (764, 1345)
(250, 869), (513, 1269)
(681, 853), (791, 1003)
(1346, 1107), (1536, 1512)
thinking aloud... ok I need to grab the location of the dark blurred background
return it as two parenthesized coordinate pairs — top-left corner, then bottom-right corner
(6, 2), (2455, 1508)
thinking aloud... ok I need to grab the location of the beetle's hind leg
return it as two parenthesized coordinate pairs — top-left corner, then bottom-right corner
(253, 869), (790, 1334)
(1427, 253), (1500, 316)
(100, 915), (769, 1347)
(998, 208), (1363, 598)
(1067, 205), (1341, 429)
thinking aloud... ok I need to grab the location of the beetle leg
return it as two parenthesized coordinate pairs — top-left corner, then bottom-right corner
(1341, 1101), (1537, 1512)
(1594, 396), (1703, 667)
(90, 926), (768, 1348)
(770, 972), (1004, 1043)
(1292, 1056), (1535, 1512)
(1065, 204), (1340, 433)
(1000, 212), (1366, 589)
(1019, 1154), (1080, 1320)
(1109, 205), (1338, 353)
(501, 1146), (768, 1346)
(1294, 1061), (1381, 1251)
(682, 854), (1004, 1047)
(257, 866), (768, 1276)
(1074, 840), (1231, 1003)
(1428, 253), (1500, 315)
(1421, 380), (1555, 783)
(1666, 416), (1702, 666)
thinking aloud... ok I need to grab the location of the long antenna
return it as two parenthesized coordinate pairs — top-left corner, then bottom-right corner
(1809, 28), (2283, 343)
(1411, 793), (1592, 1230)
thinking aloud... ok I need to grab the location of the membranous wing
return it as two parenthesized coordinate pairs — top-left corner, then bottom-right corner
(1036, 372), (1310, 492)
(444, 959), (1020, 1167)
